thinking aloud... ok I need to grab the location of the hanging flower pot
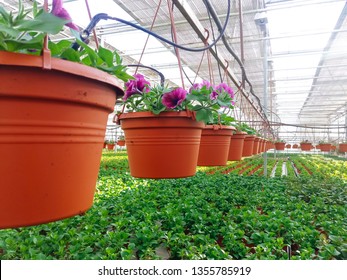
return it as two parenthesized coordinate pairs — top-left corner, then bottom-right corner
(293, 144), (299, 149)
(118, 111), (204, 178)
(301, 142), (312, 151)
(117, 140), (126, 146)
(197, 125), (235, 166)
(259, 138), (266, 153)
(228, 131), (246, 161)
(107, 143), (116, 150)
(285, 144), (291, 149)
(339, 143), (347, 152)
(319, 143), (331, 152)
(253, 137), (261, 155)
(265, 140), (272, 151)
(0, 51), (124, 229)
(242, 135), (256, 157)
(275, 142), (286, 150)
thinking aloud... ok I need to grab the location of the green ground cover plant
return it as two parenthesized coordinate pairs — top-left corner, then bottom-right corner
(0, 152), (345, 260)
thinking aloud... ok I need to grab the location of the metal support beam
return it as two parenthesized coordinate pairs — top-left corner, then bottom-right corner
(172, 0), (269, 124)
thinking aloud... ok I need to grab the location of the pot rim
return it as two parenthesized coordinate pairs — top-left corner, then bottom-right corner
(0, 51), (124, 98)
(118, 110), (199, 120)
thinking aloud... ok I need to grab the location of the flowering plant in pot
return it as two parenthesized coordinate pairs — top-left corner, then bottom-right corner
(105, 140), (116, 150)
(117, 135), (126, 146)
(318, 140), (332, 152)
(300, 140), (313, 151)
(274, 139), (286, 151)
(338, 141), (347, 153)
(117, 75), (235, 177)
(223, 120), (249, 161)
(233, 122), (257, 157)
(0, 0), (132, 229)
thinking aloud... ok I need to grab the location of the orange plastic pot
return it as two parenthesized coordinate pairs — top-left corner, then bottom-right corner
(253, 137), (261, 155)
(275, 142), (286, 150)
(259, 138), (266, 153)
(301, 143), (312, 151)
(339, 143), (347, 152)
(228, 132), (246, 161)
(197, 125), (235, 166)
(118, 111), (204, 178)
(107, 144), (116, 150)
(117, 140), (125, 146)
(319, 143), (331, 152)
(0, 51), (123, 229)
(242, 135), (255, 157)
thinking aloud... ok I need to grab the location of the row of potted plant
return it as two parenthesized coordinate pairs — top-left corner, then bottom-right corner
(114, 73), (276, 179)
(273, 140), (347, 152)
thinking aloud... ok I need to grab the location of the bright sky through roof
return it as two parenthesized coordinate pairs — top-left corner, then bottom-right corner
(266, 0), (345, 123)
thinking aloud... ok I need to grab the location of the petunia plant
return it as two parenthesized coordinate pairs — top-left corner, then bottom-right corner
(121, 75), (235, 124)
(0, 0), (133, 82)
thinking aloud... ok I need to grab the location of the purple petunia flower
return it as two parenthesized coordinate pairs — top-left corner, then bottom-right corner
(162, 88), (187, 109)
(189, 80), (213, 92)
(210, 90), (218, 100)
(51, 0), (79, 31)
(215, 83), (234, 98)
(123, 74), (150, 100)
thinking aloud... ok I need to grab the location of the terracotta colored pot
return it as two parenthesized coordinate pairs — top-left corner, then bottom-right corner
(107, 144), (116, 150)
(117, 140), (125, 146)
(228, 132), (246, 161)
(319, 143), (331, 152)
(198, 125), (235, 166)
(331, 145), (336, 151)
(243, 135), (255, 156)
(253, 137), (261, 155)
(260, 139), (266, 153)
(275, 142), (285, 150)
(293, 144), (299, 148)
(339, 143), (347, 152)
(0, 51), (123, 229)
(301, 143), (312, 151)
(118, 111), (204, 178)
(285, 144), (291, 149)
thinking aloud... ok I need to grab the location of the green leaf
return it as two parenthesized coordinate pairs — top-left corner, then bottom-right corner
(0, 6), (11, 23)
(17, 11), (67, 34)
(4, 33), (45, 52)
(195, 108), (213, 124)
(32, 1), (38, 18)
(0, 24), (21, 38)
(114, 50), (122, 65)
(97, 46), (114, 67)
(74, 38), (99, 66)
(60, 48), (81, 62)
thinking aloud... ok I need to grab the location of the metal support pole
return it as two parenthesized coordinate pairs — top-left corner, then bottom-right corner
(263, 26), (268, 177)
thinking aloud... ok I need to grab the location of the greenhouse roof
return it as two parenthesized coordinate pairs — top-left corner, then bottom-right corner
(3, 0), (347, 143)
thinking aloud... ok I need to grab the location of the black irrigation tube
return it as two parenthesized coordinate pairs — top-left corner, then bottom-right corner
(72, 0), (231, 53)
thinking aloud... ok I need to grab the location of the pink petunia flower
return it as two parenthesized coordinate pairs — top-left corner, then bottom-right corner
(162, 88), (187, 109)
(51, 0), (79, 31)
(215, 83), (234, 98)
(123, 74), (150, 100)
(210, 90), (218, 100)
(189, 80), (213, 92)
